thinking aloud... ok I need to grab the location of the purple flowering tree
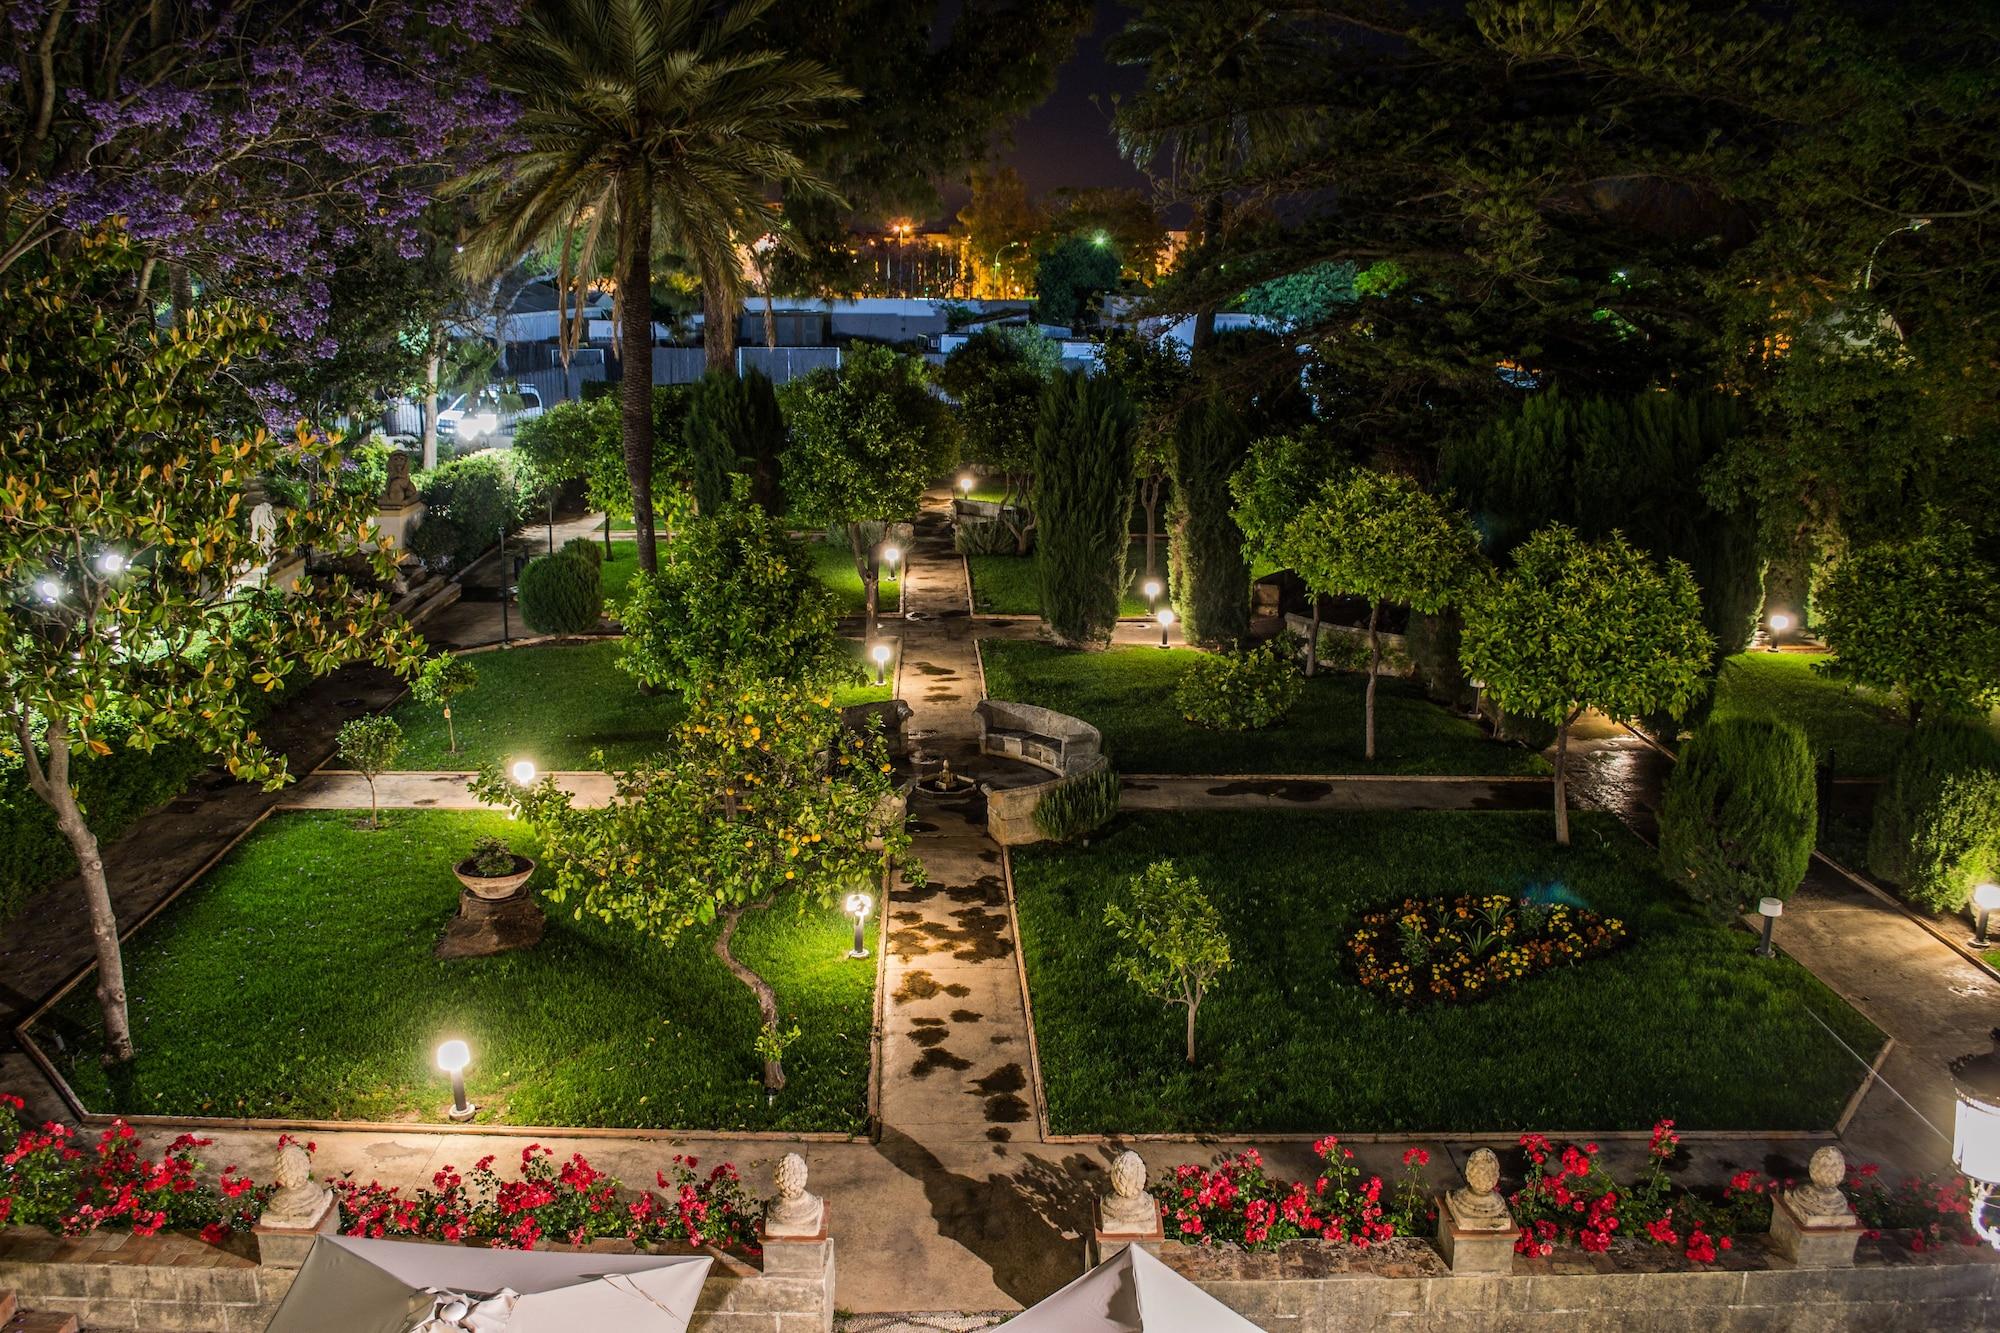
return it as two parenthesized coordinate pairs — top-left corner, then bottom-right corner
(0, 0), (519, 416)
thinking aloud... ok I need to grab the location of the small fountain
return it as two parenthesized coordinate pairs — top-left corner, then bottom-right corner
(916, 757), (977, 803)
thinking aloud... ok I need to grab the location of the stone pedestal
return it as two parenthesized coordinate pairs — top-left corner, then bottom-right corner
(435, 888), (545, 959)
(1091, 1197), (1164, 1265)
(1437, 1148), (1516, 1275)
(253, 1143), (339, 1269)
(1769, 1146), (1862, 1269)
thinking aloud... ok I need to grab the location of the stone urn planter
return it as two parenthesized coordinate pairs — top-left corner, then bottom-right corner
(453, 853), (535, 901)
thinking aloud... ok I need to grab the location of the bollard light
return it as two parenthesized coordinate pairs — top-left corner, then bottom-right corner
(1755, 896), (1783, 957)
(510, 758), (537, 786)
(844, 891), (874, 959)
(1949, 1030), (2000, 1251)
(1142, 578), (1162, 609)
(957, 475), (974, 497)
(1156, 607), (1175, 649)
(1974, 882), (2000, 947)
(1767, 612), (1791, 652)
(436, 1039), (476, 1121)
(871, 642), (893, 686)
(881, 544), (901, 572)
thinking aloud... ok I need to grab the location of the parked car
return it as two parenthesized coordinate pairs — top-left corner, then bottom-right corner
(437, 384), (544, 442)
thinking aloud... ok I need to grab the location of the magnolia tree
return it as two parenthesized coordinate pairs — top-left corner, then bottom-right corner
(615, 508), (854, 701)
(1104, 859), (1232, 1065)
(782, 347), (958, 641)
(1278, 471), (1481, 757)
(475, 677), (914, 1094)
(1813, 521), (2000, 725)
(1461, 526), (1713, 845)
(0, 237), (424, 1061)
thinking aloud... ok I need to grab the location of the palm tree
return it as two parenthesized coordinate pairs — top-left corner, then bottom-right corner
(458, 0), (852, 571)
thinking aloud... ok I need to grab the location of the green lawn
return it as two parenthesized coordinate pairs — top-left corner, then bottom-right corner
(1012, 810), (1882, 1134)
(979, 640), (1547, 776)
(387, 639), (890, 772)
(968, 547), (1279, 619)
(807, 539), (899, 618)
(43, 812), (876, 1132)
(1707, 653), (1914, 778)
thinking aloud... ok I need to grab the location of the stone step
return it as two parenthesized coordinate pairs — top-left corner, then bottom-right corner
(7, 1311), (79, 1333)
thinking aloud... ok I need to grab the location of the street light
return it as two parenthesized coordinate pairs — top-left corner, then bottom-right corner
(1156, 607), (1175, 649)
(845, 891), (873, 959)
(510, 758), (537, 786)
(1973, 882), (2000, 947)
(35, 578), (60, 603)
(1949, 1030), (2000, 1251)
(871, 642), (893, 686)
(1755, 896), (1783, 957)
(1142, 578), (1162, 610)
(436, 1039), (476, 1122)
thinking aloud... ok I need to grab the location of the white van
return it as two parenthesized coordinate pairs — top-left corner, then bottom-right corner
(437, 384), (544, 442)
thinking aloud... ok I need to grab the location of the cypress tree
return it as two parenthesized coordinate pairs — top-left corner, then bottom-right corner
(686, 367), (786, 515)
(1658, 716), (1816, 917)
(1169, 394), (1251, 647)
(1034, 371), (1136, 648)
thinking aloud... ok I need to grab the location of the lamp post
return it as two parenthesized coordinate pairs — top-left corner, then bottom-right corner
(498, 523), (509, 647)
(957, 475), (975, 499)
(845, 891), (874, 959)
(1767, 612), (1791, 652)
(1973, 882), (2000, 948)
(1156, 607), (1175, 649)
(1143, 578), (1162, 612)
(437, 1039), (475, 1122)
(881, 544), (901, 576)
(871, 642), (893, 687)
(510, 758), (537, 786)
(1949, 1030), (2000, 1251)
(1755, 896), (1783, 957)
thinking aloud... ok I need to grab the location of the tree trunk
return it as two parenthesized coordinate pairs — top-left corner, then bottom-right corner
(1190, 196), (1223, 356)
(1184, 997), (1198, 1065)
(1305, 599), (1321, 677)
(367, 775), (379, 829)
(1364, 601), (1381, 760)
(702, 260), (738, 373)
(848, 521), (880, 643)
(1553, 712), (1574, 846)
(421, 322), (443, 470)
(617, 171), (659, 573)
(19, 718), (134, 1063)
(714, 905), (785, 1092)
(1141, 474), (1162, 577)
(762, 287), (777, 351)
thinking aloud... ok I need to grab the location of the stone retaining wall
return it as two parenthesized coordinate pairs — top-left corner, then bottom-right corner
(985, 754), (1111, 847)
(1154, 1238), (2000, 1332)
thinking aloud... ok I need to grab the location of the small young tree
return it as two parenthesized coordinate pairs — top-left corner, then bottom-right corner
(1169, 395), (1253, 647)
(782, 346), (958, 641)
(1231, 430), (1347, 673)
(615, 508), (852, 700)
(337, 716), (404, 830)
(474, 676), (914, 1093)
(412, 655), (479, 755)
(686, 367), (786, 516)
(0, 234), (423, 1062)
(1815, 521), (2000, 725)
(1659, 717), (1817, 917)
(1460, 525), (1713, 845)
(1103, 860), (1232, 1065)
(1033, 372), (1137, 647)
(1281, 471), (1482, 758)
(937, 327), (1062, 553)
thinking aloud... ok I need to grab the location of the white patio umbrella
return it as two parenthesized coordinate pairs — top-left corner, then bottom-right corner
(1000, 1244), (1265, 1332)
(265, 1234), (712, 1333)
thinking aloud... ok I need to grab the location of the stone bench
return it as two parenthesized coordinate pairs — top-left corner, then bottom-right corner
(975, 699), (1101, 777)
(842, 698), (913, 758)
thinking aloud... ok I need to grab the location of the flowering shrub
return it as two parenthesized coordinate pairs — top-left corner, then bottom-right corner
(1175, 636), (1304, 731)
(0, 1094), (263, 1242)
(1348, 893), (1627, 1005)
(1844, 1163), (1978, 1251)
(331, 1143), (761, 1253)
(1159, 1138), (1428, 1252)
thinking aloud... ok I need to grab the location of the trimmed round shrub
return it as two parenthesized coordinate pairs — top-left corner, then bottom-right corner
(560, 536), (603, 568)
(1868, 721), (2000, 914)
(1174, 637), (1303, 731)
(516, 551), (603, 635)
(1659, 716), (1816, 917)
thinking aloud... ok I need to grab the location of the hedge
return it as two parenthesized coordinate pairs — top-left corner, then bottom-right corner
(1868, 721), (2000, 914)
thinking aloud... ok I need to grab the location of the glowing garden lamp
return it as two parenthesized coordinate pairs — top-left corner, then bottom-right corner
(35, 578), (60, 604)
(1767, 611), (1792, 651)
(1754, 896), (1783, 958)
(957, 475), (974, 497)
(510, 758), (537, 786)
(881, 543), (901, 573)
(844, 891), (874, 959)
(1156, 607), (1175, 649)
(1949, 1031), (2000, 1251)
(1973, 882), (2000, 947)
(1142, 578), (1162, 610)
(871, 642), (893, 686)
(436, 1039), (475, 1122)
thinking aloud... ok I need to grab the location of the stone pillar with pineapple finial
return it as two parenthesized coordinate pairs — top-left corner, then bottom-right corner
(1437, 1148), (1516, 1275)
(1769, 1145), (1864, 1268)
(1092, 1149), (1164, 1263)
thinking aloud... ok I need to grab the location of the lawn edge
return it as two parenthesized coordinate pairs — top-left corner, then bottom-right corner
(997, 844), (1054, 1144)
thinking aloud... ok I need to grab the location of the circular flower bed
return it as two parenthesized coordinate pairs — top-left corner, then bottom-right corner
(1348, 893), (1627, 1005)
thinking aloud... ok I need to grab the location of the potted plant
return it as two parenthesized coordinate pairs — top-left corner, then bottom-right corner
(454, 835), (535, 900)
